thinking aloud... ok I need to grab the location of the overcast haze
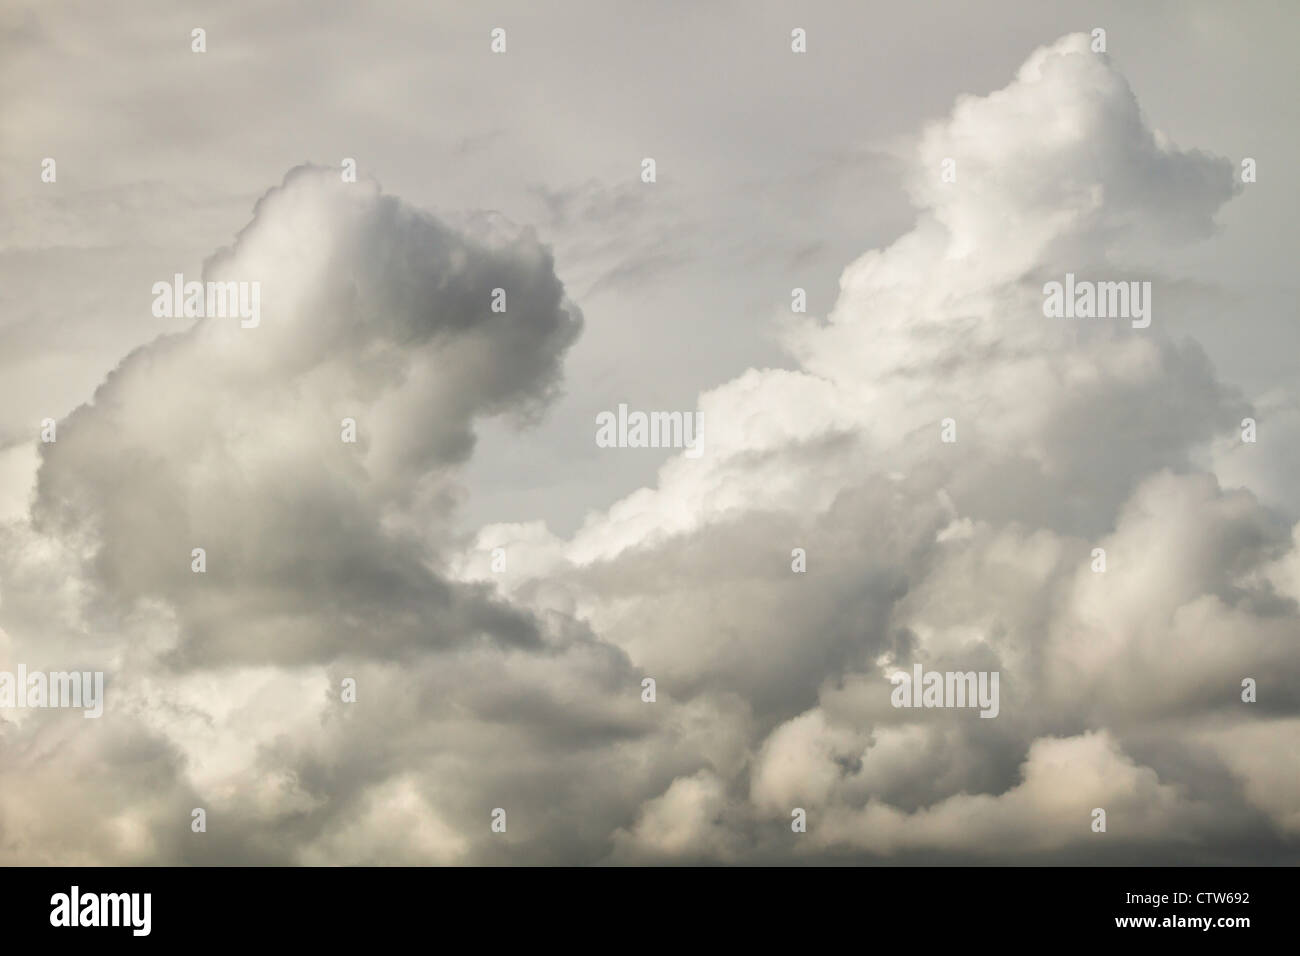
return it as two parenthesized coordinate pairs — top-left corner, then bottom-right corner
(0, 1), (1297, 864)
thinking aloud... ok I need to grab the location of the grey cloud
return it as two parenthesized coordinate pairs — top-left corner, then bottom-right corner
(1, 12), (1297, 868)
(26, 165), (580, 668)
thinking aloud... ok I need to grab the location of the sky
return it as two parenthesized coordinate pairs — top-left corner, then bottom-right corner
(0, 1), (1296, 864)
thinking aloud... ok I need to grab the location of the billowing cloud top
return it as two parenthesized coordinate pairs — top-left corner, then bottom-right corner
(28, 166), (582, 670)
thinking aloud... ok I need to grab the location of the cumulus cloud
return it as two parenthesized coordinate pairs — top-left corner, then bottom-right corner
(0, 166), (631, 863)
(464, 35), (1299, 863)
(801, 730), (1209, 857)
(1, 35), (1295, 865)
(25, 165), (582, 669)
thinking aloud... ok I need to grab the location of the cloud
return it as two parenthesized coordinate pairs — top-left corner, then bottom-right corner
(24, 165), (582, 670)
(465, 34), (1300, 863)
(1, 35), (1295, 865)
(796, 730), (1209, 857)
(611, 768), (741, 862)
(0, 166), (640, 863)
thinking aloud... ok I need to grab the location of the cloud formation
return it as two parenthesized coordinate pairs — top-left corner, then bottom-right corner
(27, 166), (582, 669)
(1, 35), (1295, 865)
(463, 34), (1300, 863)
